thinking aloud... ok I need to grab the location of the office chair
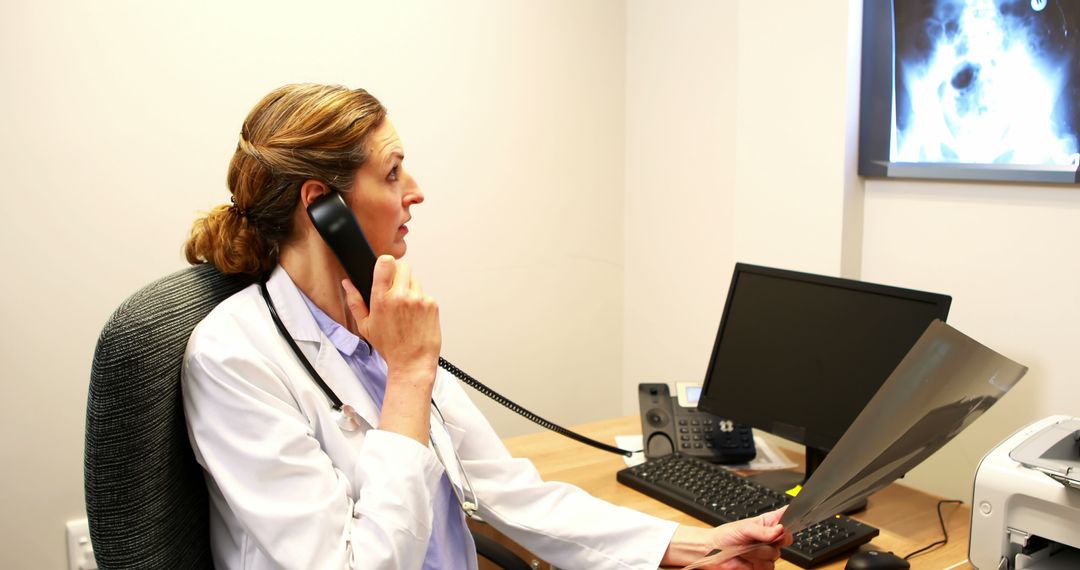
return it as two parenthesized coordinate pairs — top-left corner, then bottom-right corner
(85, 263), (530, 569)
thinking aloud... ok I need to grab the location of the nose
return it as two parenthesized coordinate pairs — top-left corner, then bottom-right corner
(404, 176), (424, 206)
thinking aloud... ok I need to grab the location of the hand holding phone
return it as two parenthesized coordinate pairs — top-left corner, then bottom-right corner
(340, 254), (441, 444)
(311, 191), (440, 443)
(342, 255), (441, 377)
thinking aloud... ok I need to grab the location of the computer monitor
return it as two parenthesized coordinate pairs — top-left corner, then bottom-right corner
(697, 263), (951, 488)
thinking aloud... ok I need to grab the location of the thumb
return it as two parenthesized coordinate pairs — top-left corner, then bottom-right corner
(743, 518), (786, 546)
(371, 254), (397, 300)
(731, 517), (785, 545)
(761, 505), (788, 527)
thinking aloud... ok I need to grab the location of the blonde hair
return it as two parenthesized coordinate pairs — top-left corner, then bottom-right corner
(185, 83), (387, 276)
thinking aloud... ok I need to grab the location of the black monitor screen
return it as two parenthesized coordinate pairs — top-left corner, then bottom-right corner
(698, 264), (951, 454)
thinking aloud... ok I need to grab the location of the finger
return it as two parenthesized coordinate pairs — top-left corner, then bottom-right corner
(760, 505), (788, 527)
(734, 519), (786, 544)
(738, 544), (782, 562)
(372, 255), (396, 298)
(341, 279), (369, 320)
(692, 556), (751, 570)
(777, 531), (794, 547)
(391, 259), (413, 294)
(722, 559), (752, 570)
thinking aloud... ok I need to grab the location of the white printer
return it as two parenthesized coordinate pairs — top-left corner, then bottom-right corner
(970, 415), (1080, 569)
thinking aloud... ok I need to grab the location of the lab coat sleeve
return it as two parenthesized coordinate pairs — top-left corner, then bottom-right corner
(182, 330), (445, 570)
(433, 371), (679, 569)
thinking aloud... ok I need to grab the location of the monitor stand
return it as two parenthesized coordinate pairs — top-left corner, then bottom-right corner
(747, 446), (868, 514)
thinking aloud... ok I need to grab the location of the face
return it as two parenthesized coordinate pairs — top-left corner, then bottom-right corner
(345, 119), (424, 258)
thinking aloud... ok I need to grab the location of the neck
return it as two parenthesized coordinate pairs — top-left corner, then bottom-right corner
(278, 238), (355, 333)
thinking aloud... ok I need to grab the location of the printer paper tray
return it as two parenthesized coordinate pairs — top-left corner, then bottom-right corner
(1015, 547), (1080, 570)
(1009, 418), (1080, 487)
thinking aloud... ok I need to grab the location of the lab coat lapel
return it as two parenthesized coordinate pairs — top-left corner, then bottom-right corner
(265, 266), (381, 429)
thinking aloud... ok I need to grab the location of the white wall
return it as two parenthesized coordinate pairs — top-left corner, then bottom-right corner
(623, 0), (739, 413)
(622, 0), (864, 443)
(623, 0), (863, 424)
(731, 1), (862, 277)
(0, 2), (626, 568)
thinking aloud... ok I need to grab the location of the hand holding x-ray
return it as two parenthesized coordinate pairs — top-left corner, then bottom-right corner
(678, 507), (791, 569)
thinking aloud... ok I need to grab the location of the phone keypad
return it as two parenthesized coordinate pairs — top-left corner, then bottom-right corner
(676, 410), (753, 458)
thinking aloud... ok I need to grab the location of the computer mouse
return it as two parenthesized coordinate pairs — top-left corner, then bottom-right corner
(843, 550), (910, 570)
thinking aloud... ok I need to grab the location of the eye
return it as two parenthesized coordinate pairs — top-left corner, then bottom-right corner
(388, 165), (399, 182)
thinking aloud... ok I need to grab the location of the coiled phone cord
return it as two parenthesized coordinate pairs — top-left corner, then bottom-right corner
(438, 357), (637, 458)
(261, 277), (636, 458)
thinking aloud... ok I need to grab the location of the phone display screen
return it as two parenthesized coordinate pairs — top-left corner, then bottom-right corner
(685, 386), (701, 405)
(675, 382), (704, 408)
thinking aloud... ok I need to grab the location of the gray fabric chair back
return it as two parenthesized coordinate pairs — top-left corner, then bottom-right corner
(85, 264), (252, 569)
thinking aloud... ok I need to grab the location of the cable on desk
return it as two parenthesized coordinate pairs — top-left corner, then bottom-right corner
(903, 499), (964, 560)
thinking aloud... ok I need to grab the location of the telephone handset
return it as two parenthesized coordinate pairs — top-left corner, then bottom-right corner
(307, 193), (379, 307)
(304, 191), (635, 457)
(638, 382), (756, 464)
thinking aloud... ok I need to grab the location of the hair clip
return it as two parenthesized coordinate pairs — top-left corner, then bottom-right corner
(229, 195), (248, 218)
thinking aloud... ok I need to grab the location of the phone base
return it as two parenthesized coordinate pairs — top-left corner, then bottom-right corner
(637, 383), (756, 465)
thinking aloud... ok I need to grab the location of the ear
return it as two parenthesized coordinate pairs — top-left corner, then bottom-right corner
(299, 180), (332, 209)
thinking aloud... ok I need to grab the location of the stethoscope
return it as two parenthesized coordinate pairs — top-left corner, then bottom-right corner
(258, 276), (479, 518)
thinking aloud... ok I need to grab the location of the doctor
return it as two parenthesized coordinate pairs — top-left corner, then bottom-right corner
(182, 83), (791, 570)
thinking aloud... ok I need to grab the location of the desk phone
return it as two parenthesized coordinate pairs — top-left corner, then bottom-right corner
(637, 382), (755, 464)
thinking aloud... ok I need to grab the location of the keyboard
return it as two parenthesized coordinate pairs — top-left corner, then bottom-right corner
(616, 454), (879, 567)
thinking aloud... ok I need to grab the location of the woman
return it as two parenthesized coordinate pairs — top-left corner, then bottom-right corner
(182, 83), (791, 569)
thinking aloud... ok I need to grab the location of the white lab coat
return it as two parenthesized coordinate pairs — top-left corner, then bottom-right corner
(182, 265), (678, 570)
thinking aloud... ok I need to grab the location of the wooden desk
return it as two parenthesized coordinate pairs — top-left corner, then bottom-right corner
(473, 416), (973, 569)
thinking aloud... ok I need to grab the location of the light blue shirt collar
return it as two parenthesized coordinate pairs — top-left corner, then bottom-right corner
(297, 292), (371, 358)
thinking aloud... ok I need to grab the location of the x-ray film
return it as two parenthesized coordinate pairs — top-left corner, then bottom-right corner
(780, 320), (1027, 534)
(680, 544), (772, 570)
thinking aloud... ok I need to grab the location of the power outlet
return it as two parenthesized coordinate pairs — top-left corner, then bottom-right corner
(65, 518), (98, 570)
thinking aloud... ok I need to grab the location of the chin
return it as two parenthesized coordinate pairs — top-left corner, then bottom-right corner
(388, 242), (407, 259)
